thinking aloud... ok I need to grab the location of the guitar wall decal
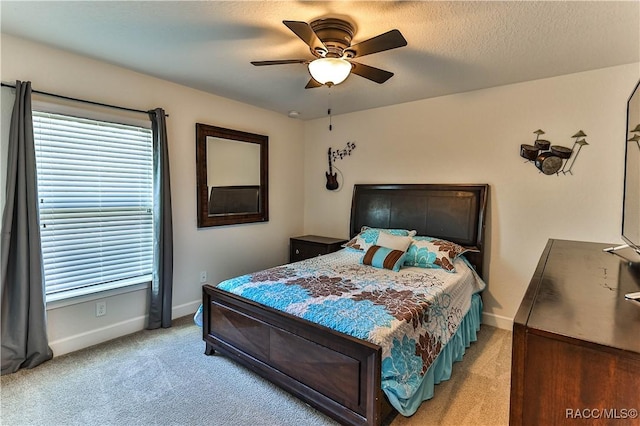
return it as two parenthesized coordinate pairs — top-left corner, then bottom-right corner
(326, 147), (338, 190)
(325, 142), (356, 191)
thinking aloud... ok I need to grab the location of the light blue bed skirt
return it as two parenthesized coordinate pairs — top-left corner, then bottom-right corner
(387, 292), (483, 416)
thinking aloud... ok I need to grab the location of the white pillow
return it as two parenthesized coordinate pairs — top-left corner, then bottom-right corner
(376, 232), (412, 252)
(343, 227), (416, 252)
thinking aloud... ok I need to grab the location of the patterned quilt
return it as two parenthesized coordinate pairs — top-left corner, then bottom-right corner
(216, 248), (486, 411)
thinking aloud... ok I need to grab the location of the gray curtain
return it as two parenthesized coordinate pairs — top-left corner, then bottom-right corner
(147, 108), (173, 329)
(1, 81), (53, 374)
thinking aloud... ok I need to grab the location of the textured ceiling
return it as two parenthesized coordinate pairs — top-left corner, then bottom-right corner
(1, 1), (639, 120)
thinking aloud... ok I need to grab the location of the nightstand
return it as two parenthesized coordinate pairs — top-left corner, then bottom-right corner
(289, 235), (348, 262)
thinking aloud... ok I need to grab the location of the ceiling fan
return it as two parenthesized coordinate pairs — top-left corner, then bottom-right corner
(251, 18), (407, 88)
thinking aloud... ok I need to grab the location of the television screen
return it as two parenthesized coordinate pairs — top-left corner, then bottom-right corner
(622, 80), (640, 252)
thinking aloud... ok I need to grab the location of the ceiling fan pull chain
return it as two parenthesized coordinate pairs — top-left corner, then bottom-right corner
(328, 91), (332, 131)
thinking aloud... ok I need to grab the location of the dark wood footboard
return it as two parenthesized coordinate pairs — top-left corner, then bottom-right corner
(202, 285), (396, 426)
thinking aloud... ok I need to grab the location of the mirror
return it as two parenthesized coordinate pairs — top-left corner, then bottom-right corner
(622, 80), (640, 248)
(196, 123), (268, 227)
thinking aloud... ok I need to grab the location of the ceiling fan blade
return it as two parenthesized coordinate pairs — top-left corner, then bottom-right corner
(305, 78), (323, 89)
(346, 29), (407, 58)
(251, 59), (308, 66)
(283, 20), (327, 55)
(350, 61), (394, 84)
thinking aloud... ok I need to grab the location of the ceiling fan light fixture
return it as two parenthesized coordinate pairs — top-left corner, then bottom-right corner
(308, 58), (352, 86)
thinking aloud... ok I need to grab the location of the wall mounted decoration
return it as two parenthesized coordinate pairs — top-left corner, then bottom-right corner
(331, 141), (356, 161)
(325, 147), (338, 190)
(520, 129), (588, 175)
(325, 141), (356, 191)
(629, 124), (640, 149)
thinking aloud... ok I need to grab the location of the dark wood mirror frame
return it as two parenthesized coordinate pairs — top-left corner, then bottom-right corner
(196, 123), (268, 227)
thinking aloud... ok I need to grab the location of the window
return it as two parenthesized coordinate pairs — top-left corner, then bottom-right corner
(33, 110), (153, 301)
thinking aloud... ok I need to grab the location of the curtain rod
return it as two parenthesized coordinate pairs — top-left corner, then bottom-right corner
(1, 82), (167, 117)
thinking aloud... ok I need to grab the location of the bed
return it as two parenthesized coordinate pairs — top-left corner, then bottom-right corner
(202, 183), (489, 425)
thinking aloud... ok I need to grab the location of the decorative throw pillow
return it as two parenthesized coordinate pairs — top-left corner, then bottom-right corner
(375, 232), (412, 252)
(343, 226), (417, 252)
(404, 236), (473, 272)
(361, 245), (407, 272)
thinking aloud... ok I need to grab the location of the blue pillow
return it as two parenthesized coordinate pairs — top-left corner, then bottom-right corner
(404, 236), (472, 272)
(361, 245), (407, 272)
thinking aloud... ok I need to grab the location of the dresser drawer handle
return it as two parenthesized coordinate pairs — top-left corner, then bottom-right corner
(295, 249), (300, 254)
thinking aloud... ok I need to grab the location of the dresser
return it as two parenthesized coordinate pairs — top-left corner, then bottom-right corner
(510, 239), (640, 426)
(289, 235), (348, 262)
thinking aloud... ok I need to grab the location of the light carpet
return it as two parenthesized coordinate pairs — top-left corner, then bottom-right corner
(0, 316), (511, 426)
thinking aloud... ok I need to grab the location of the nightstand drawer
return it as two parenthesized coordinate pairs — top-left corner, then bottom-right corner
(289, 235), (348, 262)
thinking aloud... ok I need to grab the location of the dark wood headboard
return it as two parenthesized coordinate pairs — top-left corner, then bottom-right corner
(350, 184), (489, 278)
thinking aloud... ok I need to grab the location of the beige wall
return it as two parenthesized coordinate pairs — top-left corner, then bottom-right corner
(2, 32), (638, 355)
(302, 63), (640, 328)
(0, 34), (305, 355)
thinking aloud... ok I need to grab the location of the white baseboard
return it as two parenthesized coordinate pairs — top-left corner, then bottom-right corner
(172, 300), (201, 320)
(49, 315), (147, 356)
(482, 312), (513, 330)
(49, 300), (201, 357)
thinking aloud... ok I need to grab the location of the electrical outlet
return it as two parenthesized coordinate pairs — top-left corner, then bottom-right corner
(200, 271), (207, 283)
(96, 301), (107, 317)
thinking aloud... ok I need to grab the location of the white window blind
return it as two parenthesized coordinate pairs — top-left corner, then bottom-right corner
(33, 111), (154, 297)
